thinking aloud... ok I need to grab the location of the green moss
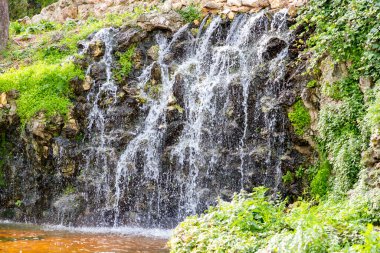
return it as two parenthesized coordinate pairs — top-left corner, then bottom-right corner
(0, 62), (83, 125)
(63, 185), (76, 195)
(288, 99), (311, 136)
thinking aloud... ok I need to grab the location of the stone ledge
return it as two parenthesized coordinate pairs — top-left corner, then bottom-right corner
(30, 0), (307, 24)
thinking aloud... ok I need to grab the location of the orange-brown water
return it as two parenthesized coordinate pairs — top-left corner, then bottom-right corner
(0, 223), (169, 253)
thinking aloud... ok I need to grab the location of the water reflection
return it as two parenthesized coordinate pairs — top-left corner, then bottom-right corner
(0, 223), (169, 252)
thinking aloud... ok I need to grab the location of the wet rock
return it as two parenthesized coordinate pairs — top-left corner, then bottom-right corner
(87, 40), (105, 60)
(262, 37), (287, 60)
(52, 193), (85, 224)
(89, 62), (107, 81)
(62, 108), (80, 138)
(147, 45), (160, 61)
(115, 27), (147, 52)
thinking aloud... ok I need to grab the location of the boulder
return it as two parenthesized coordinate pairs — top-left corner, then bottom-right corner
(87, 40), (105, 60)
(242, 0), (270, 8)
(203, 1), (222, 9)
(137, 11), (184, 32)
(227, 0), (242, 7)
(269, 0), (288, 9)
(115, 27), (147, 52)
(262, 37), (287, 60)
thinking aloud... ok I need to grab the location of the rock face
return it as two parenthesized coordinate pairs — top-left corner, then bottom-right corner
(30, 0), (307, 23)
(1, 10), (310, 228)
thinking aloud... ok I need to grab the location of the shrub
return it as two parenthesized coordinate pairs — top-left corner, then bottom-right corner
(169, 188), (379, 253)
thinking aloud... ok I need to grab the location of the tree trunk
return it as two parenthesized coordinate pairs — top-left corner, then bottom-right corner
(0, 0), (9, 50)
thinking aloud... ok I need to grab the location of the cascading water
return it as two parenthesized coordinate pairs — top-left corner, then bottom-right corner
(73, 10), (295, 228)
(109, 10), (292, 226)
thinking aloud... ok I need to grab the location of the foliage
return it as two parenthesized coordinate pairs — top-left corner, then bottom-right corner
(9, 0), (59, 20)
(114, 45), (136, 82)
(282, 171), (294, 185)
(296, 0), (380, 81)
(318, 77), (366, 194)
(288, 99), (311, 136)
(309, 149), (331, 199)
(0, 62), (82, 125)
(177, 4), (202, 23)
(10, 20), (57, 36)
(169, 188), (379, 253)
(0, 6), (152, 126)
(2, 6), (152, 69)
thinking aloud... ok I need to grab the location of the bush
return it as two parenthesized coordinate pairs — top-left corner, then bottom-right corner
(169, 188), (379, 253)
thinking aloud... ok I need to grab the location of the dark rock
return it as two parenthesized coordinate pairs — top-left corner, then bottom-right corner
(262, 37), (287, 60)
(115, 27), (148, 52)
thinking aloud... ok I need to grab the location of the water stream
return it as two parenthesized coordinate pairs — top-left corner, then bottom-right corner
(50, 10), (293, 228)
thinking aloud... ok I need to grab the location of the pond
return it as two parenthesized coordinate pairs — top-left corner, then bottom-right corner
(0, 222), (170, 252)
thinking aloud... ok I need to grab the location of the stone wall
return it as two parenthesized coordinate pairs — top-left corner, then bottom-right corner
(31, 0), (307, 23)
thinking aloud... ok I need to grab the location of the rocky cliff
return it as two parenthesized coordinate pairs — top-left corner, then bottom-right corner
(0, 2), (314, 228)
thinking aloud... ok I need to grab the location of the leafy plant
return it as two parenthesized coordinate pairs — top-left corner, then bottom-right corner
(177, 4), (202, 23)
(114, 45), (136, 82)
(169, 188), (378, 253)
(288, 99), (311, 136)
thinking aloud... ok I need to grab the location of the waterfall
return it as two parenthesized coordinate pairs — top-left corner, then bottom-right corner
(78, 10), (293, 227)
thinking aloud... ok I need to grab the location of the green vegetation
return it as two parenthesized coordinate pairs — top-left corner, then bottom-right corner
(114, 45), (136, 82)
(9, 0), (59, 21)
(2, 7), (151, 71)
(0, 62), (82, 125)
(171, 1), (380, 252)
(169, 188), (379, 253)
(309, 149), (331, 198)
(63, 184), (76, 195)
(288, 99), (311, 136)
(0, 6), (153, 126)
(177, 4), (202, 23)
(282, 171), (294, 185)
